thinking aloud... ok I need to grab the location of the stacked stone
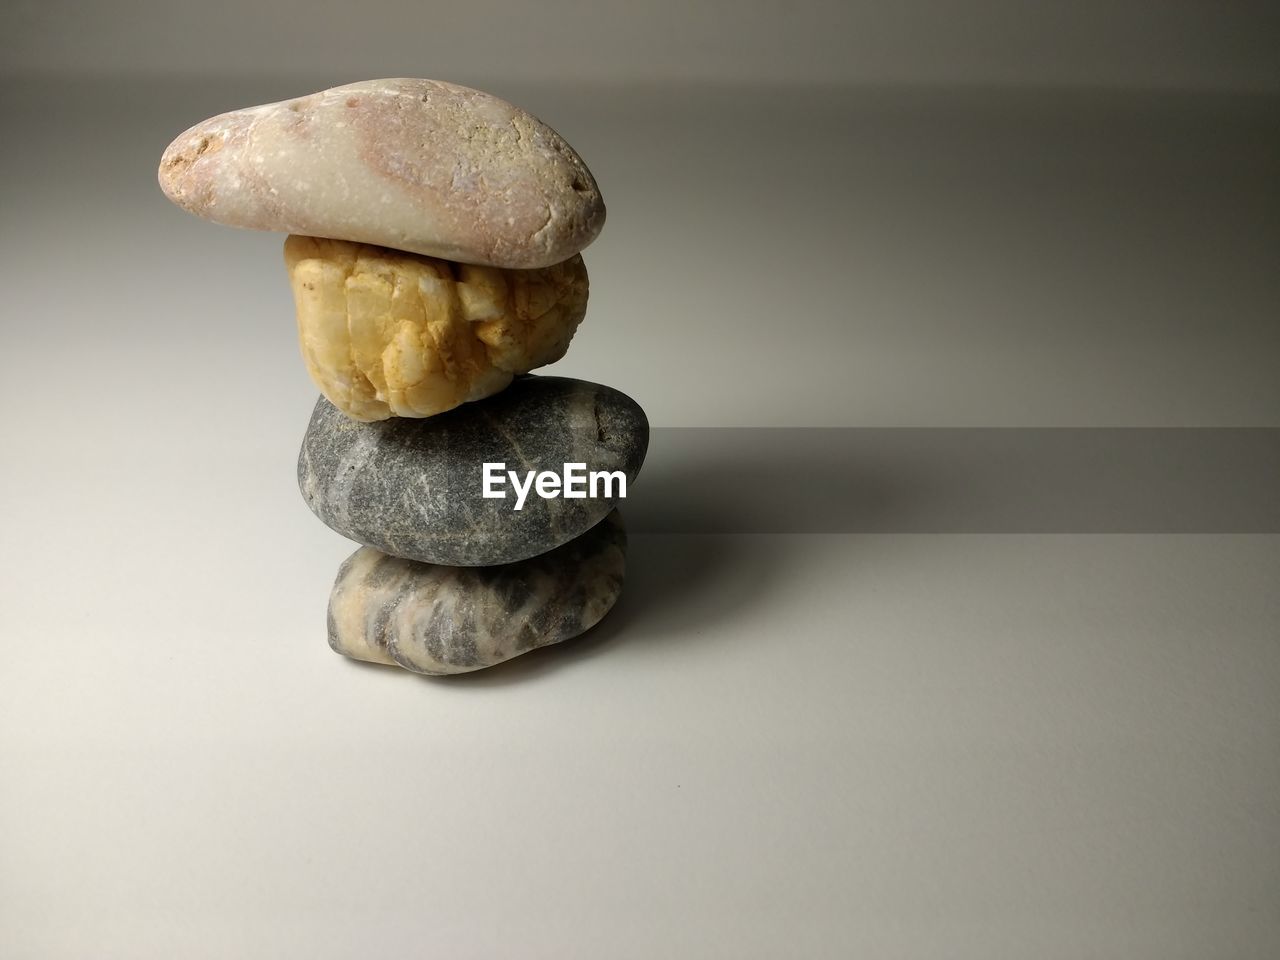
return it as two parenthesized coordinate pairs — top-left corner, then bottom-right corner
(158, 79), (648, 675)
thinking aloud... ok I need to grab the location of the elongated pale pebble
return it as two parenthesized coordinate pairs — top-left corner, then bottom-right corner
(158, 78), (605, 269)
(328, 512), (627, 675)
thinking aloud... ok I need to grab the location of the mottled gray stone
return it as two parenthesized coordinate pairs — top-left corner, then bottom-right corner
(298, 375), (648, 565)
(328, 511), (627, 675)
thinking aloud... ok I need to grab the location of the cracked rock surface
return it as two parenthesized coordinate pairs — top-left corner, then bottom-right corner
(298, 376), (649, 566)
(285, 235), (588, 421)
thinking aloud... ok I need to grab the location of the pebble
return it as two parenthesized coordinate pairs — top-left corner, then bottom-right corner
(158, 78), (605, 269)
(285, 235), (588, 422)
(298, 376), (648, 566)
(327, 511), (626, 675)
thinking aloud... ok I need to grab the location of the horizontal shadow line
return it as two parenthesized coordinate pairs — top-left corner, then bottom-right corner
(624, 428), (1280, 534)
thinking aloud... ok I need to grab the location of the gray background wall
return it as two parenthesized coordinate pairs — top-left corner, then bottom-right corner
(5, 0), (1279, 90)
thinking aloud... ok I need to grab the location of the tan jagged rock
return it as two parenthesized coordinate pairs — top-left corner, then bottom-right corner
(285, 235), (588, 421)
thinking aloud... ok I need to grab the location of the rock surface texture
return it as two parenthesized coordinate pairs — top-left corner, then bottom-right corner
(285, 235), (588, 421)
(298, 376), (649, 566)
(158, 78), (605, 269)
(158, 77), (642, 679)
(328, 511), (626, 675)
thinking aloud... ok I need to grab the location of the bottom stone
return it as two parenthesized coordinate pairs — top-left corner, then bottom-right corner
(327, 511), (627, 675)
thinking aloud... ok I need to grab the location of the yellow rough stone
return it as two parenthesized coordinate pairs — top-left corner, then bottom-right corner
(284, 235), (588, 421)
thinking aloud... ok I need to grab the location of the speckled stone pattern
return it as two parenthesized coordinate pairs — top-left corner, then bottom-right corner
(298, 376), (648, 566)
(328, 510), (626, 675)
(157, 78), (605, 269)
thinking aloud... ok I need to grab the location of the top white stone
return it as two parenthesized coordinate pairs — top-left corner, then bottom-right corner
(158, 78), (605, 269)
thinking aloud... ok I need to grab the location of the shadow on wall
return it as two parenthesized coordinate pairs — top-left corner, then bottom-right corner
(627, 427), (1280, 536)
(335, 424), (1279, 683)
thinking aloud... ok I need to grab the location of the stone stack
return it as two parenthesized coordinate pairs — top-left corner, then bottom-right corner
(159, 78), (648, 675)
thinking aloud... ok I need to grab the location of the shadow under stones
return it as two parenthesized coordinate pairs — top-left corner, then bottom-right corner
(393, 430), (911, 685)
(431, 449), (818, 686)
(333, 425), (1280, 682)
(444, 531), (778, 684)
(622, 431), (914, 535)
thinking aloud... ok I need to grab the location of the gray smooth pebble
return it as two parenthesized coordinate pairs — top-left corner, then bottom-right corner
(298, 375), (648, 565)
